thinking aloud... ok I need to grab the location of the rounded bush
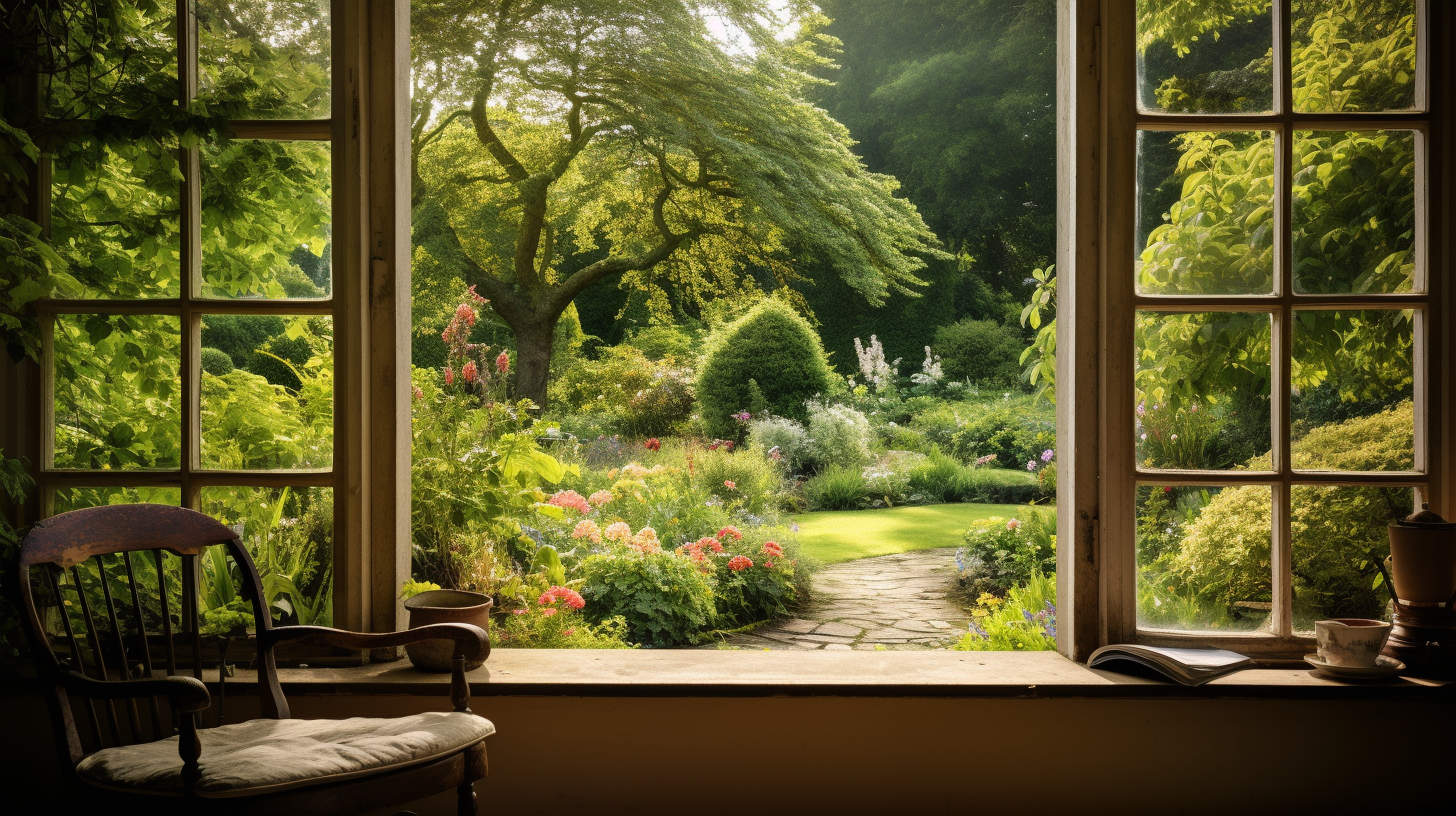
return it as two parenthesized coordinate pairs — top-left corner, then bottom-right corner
(579, 550), (717, 646)
(697, 300), (831, 438)
(747, 416), (811, 471)
(933, 318), (1025, 386)
(200, 347), (235, 376)
(805, 401), (873, 471)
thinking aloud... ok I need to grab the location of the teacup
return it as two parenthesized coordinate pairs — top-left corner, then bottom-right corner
(1314, 619), (1392, 668)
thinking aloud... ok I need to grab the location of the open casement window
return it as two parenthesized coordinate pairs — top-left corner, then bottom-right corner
(1059, 0), (1454, 660)
(18, 1), (412, 635)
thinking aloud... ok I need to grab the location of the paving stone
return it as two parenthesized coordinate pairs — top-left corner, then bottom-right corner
(928, 621), (952, 629)
(892, 620), (938, 633)
(795, 633), (857, 644)
(824, 643), (853, 651)
(777, 618), (819, 634)
(813, 621), (864, 638)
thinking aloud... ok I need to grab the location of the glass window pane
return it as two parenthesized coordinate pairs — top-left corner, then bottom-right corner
(1291, 0), (1418, 113)
(200, 487), (333, 626)
(1137, 131), (1275, 295)
(197, 0), (331, 119)
(1138, 484), (1273, 632)
(53, 487), (183, 514)
(200, 140), (332, 299)
(53, 314), (181, 470)
(1291, 309), (1414, 471)
(1291, 486), (1411, 632)
(46, 7), (177, 120)
(1135, 312), (1272, 470)
(201, 316), (333, 469)
(1293, 130), (1417, 294)
(1137, 2), (1273, 114)
(51, 138), (182, 299)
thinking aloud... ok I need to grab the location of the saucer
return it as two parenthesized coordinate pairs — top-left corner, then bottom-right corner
(1303, 653), (1406, 681)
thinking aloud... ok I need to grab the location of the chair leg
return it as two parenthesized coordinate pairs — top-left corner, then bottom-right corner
(457, 781), (478, 816)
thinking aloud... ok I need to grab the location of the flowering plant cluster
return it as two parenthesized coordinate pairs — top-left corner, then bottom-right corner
(954, 571), (1057, 652)
(439, 287), (510, 401)
(853, 334), (901, 393)
(957, 510), (1057, 597)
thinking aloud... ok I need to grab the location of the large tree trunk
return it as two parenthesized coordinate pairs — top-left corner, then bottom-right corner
(510, 311), (557, 411)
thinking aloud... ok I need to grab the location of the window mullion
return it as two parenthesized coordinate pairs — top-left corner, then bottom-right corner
(178, 0), (201, 511)
(1271, 0), (1295, 642)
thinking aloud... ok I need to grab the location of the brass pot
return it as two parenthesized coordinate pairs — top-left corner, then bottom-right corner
(1388, 521), (1456, 605)
(403, 589), (492, 672)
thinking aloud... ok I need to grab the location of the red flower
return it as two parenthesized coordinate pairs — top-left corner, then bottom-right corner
(462, 360), (479, 384)
(411, 386), (424, 401)
(724, 480), (736, 490)
(496, 350), (510, 374)
(541, 607), (558, 617)
(644, 438), (661, 451)
(716, 525), (743, 541)
(728, 555), (753, 571)
(538, 585), (586, 610)
(763, 541), (784, 558)
(443, 366), (455, 386)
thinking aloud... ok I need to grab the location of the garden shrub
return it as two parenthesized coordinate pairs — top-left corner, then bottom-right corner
(626, 323), (698, 361)
(748, 416), (811, 471)
(550, 345), (694, 437)
(201, 313), (286, 368)
(708, 536), (801, 629)
(954, 571), (1057, 651)
(579, 549), (717, 646)
(690, 448), (786, 515)
(697, 299), (832, 438)
(803, 464), (867, 511)
(958, 509), (1056, 597)
(904, 449), (1042, 504)
(200, 347), (234, 375)
(249, 332), (313, 391)
(948, 405), (1048, 467)
(933, 318), (1025, 386)
(1160, 402), (1414, 625)
(493, 606), (633, 649)
(805, 401), (873, 471)
(878, 424), (930, 454)
(861, 451), (923, 506)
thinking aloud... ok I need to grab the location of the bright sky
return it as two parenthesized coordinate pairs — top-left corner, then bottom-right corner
(701, 1), (801, 55)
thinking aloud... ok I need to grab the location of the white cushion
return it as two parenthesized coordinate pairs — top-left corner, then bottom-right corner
(76, 712), (495, 798)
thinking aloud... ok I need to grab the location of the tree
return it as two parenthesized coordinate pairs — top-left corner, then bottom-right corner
(409, 0), (943, 408)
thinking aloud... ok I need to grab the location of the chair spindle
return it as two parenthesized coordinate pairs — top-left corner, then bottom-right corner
(44, 565), (103, 752)
(153, 549), (178, 677)
(70, 564), (123, 745)
(97, 555), (144, 738)
(181, 554), (204, 680)
(121, 551), (166, 737)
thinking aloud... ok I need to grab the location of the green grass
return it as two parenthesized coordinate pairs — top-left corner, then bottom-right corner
(791, 502), (1051, 564)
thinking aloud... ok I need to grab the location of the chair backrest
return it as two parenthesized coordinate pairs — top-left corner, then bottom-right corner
(17, 504), (280, 761)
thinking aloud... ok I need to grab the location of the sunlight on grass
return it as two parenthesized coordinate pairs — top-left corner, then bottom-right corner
(791, 503), (1052, 564)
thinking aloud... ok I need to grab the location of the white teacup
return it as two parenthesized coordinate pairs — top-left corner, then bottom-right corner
(1314, 618), (1392, 667)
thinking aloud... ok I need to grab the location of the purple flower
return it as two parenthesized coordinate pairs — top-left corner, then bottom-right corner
(789, 522), (800, 532)
(1026, 460), (1036, 471)
(1041, 448), (1054, 463)
(1022, 609), (1035, 624)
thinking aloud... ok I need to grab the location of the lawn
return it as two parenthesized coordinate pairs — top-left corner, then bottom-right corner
(791, 502), (1052, 564)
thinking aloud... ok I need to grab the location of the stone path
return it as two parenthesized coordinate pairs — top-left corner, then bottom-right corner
(712, 548), (971, 650)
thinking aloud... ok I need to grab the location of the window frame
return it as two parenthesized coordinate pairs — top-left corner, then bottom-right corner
(6, 0), (412, 636)
(1056, 0), (1454, 660)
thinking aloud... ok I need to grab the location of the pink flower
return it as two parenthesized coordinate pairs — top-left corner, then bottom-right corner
(572, 519), (602, 543)
(462, 360), (479, 384)
(1026, 460), (1036, 471)
(728, 555), (753, 571)
(764, 561), (774, 569)
(588, 490), (614, 507)
(444, 366), (455, 386)
(716, 525), (743, 541)
(604, 522), (632, 543)
(630, 527), (661, 552)
(1007, 519), (1021, 530)
(547, 490), (592, 514)
(512, 609), (526, 615)
(496, 350), (510, 374)
(724, 480), (737, 490)
(540, 607), (557, 617)
(763, 541), (784, 558)
(538, 586), (586, 610)
(412, 386), (424, 401)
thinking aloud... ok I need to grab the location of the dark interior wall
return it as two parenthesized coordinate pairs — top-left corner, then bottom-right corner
(2, 692), (1449, 815)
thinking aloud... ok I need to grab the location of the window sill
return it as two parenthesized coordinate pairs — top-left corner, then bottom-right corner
(222, 649), (1453, 701)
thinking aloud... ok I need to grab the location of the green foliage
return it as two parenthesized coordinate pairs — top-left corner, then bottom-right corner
(199, 347), (235, 375)
(748, 417), (811, 472)
(933, 319), (1024, 387)
(578, 549), (717, 647)
(910, 396), (1054, 469)
(1154, 403), (1414, 627)
(954, 572), (1057, 652)
(711, 552), (799, 630)
(550, 346), (695, 438)
(803, 465), (868, 512)
(1018, 264), (1057, 403)
(697, 300), (832, 438)
(201, 314), (287, 368)
(804, 401), (873, 471)
(904, 448), (1041, 505)
(689, 449), (786, 516)
(494, 607), (633, 649)
(399, 580), (443, 600)
(958, 510), (1057, 597)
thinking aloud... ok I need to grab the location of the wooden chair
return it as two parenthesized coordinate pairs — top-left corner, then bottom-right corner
(15, 504), (492, 815)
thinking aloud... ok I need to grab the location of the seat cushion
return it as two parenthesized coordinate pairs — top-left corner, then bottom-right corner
(76, 712), (495, 798)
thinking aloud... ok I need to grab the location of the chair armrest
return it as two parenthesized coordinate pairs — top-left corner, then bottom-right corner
(60, 671), (211, 714)
(262, 624), (490, 664)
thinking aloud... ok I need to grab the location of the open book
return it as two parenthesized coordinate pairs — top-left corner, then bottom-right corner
(1088, 644), (1254, 686)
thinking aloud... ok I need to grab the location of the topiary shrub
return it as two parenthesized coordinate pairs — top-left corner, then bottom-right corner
(1165, 402), (1414, 624)
(200, 347), (235, 375)
(697, 299), (831, 438)
(933, 318), (1025, 386)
